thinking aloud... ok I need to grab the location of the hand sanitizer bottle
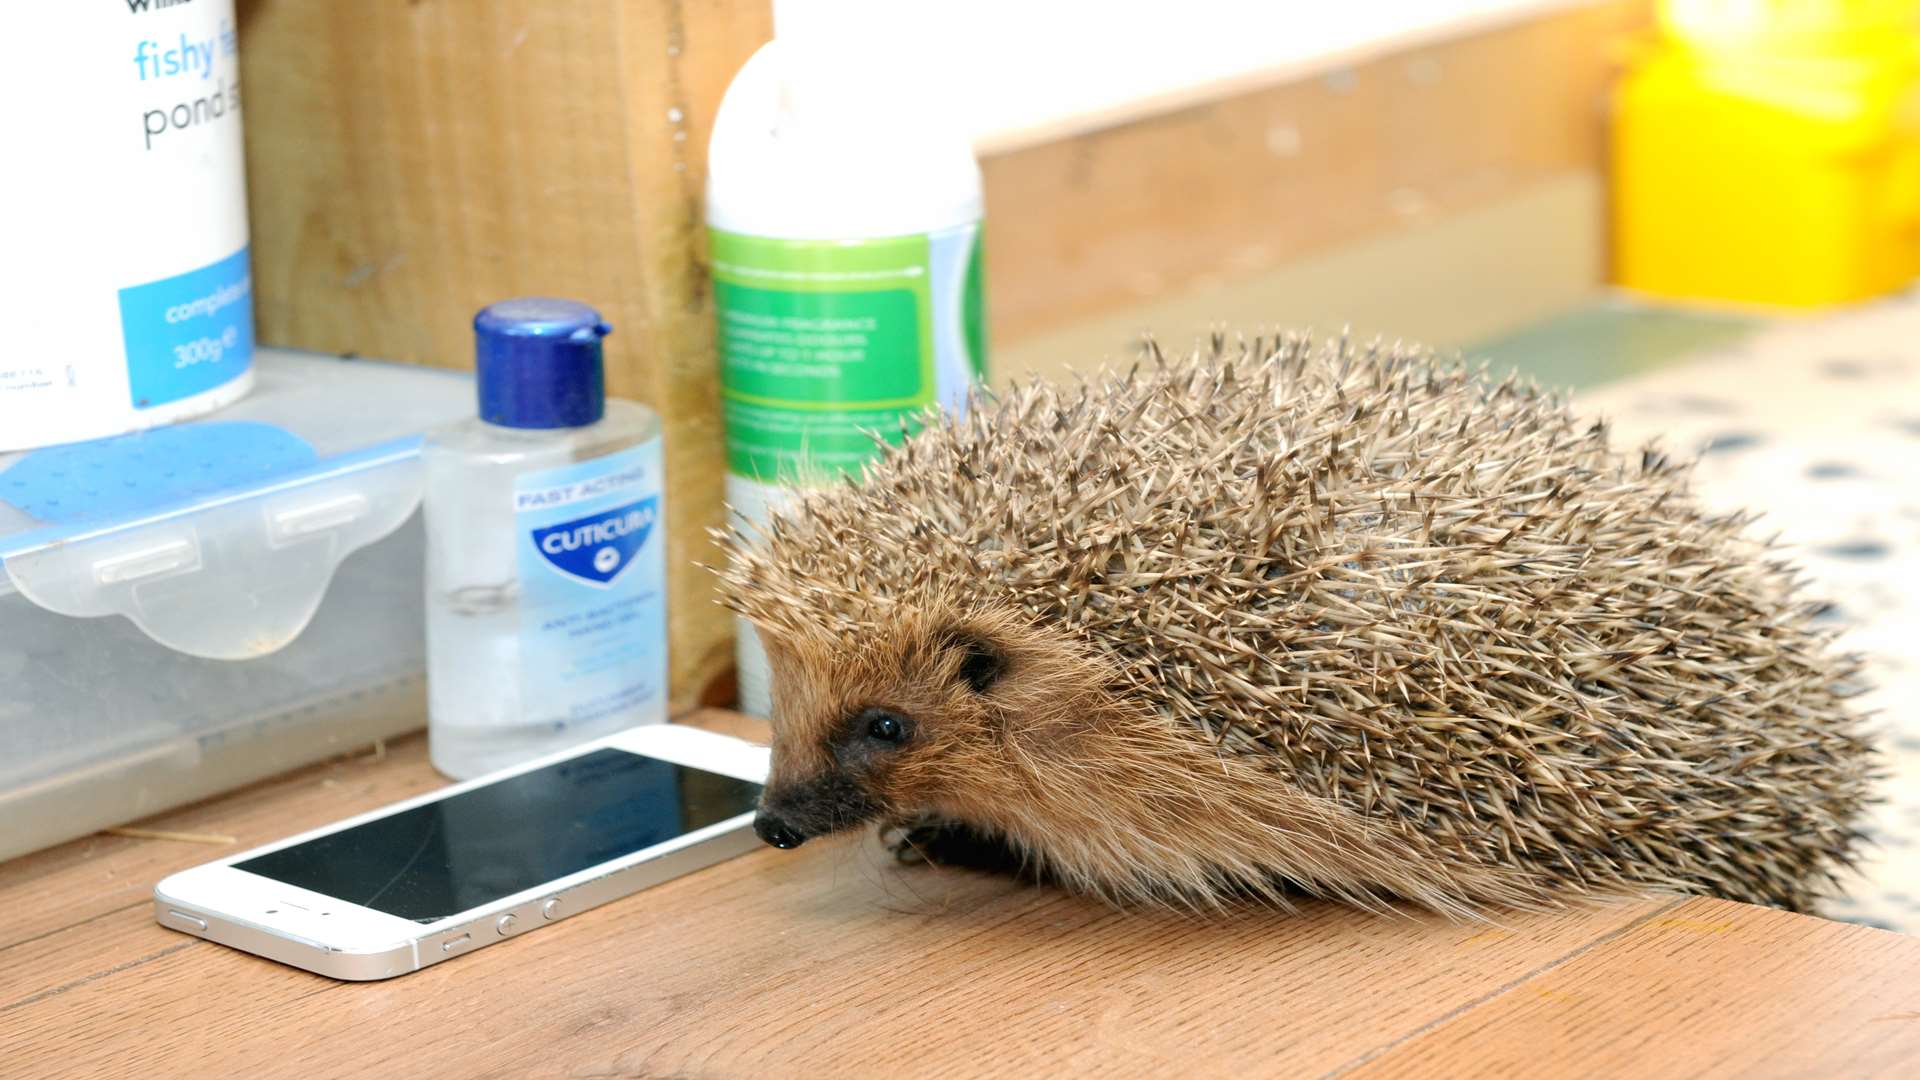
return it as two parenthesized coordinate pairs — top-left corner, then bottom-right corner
(423, 298), (668, 780)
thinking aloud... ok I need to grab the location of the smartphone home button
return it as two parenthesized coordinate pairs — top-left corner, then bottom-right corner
(496, 914), (518, 936)
(541, 897), (562, 920)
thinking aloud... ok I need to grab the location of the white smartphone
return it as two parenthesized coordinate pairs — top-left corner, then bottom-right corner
(153, 723), (768, 981)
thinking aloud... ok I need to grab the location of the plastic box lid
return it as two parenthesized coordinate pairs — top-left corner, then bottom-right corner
(0, 349), (472, 659)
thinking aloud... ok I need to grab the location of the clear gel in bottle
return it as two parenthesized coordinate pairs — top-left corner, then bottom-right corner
(423, 298), (668, 779)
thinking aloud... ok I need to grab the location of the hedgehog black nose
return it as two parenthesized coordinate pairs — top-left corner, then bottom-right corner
(755, 813), (808, 849)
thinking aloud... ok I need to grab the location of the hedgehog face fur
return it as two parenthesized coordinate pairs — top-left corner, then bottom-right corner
(718, 335), (1877, 916)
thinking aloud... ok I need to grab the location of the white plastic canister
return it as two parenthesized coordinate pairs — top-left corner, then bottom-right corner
(1, 0), (254, 453)
(709, 0), (988, 717)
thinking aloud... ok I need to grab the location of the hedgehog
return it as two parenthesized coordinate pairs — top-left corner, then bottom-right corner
(715, 334), (1877, 916)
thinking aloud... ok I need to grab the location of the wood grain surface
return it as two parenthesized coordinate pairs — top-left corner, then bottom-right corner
(4, 710), (1915, 1079)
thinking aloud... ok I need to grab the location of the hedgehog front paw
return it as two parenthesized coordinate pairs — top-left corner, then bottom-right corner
(882, 814), (945, 865)
(884, 818), (942, 866)
(883, 816), (1029, 875)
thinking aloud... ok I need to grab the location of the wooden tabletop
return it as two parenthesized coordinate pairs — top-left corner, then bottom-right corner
(5, 710), (1917, 1079)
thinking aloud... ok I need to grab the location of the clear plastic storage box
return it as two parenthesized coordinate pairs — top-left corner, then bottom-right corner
(0, 349), (472, 860)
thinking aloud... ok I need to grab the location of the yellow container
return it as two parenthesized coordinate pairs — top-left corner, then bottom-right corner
(1612, 43), (1920, 306)
(1661, 0), (1920, 53)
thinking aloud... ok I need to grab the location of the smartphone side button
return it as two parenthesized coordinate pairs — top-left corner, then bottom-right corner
(496, 914), (518, 936)
(163, 910), (208, 932)
(441, 933), (472, 953)
(541, 897), (562, 920)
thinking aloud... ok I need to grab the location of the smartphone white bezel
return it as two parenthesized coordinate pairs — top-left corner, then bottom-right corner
(153, 723), (769, 980)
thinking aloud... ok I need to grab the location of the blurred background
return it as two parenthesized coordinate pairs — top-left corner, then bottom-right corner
(942, 0), (1920, 389)
(233, 0), (1920, 389)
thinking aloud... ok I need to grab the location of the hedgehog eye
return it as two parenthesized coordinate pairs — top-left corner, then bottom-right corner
(860, 707), (909, 745)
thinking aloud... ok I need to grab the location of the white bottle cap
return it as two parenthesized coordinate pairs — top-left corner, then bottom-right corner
(709, 1), (983, 239)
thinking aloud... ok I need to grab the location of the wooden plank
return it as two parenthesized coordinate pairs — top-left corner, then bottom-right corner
(0, 712), (756, 993)
(978, 0), (1649, 347)
(238, 1), (773, 706)
(1349, 896), (1920, 1078)
(0, 736), (441, 955)
(0, 746), (439, 1005)
(2, 825), (1674, 1078)
(3, 709), (1911, 1078)
(994, 172), (1605, 387)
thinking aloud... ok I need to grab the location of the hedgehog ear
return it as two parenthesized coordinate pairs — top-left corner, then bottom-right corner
(938, 629), (1007, 693)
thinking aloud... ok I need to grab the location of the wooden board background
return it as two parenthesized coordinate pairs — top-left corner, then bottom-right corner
(237, 0), (773, 706)
(978, 1), (1648, 347)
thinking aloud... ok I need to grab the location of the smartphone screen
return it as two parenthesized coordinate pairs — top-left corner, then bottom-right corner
(236, 748), (763, 923)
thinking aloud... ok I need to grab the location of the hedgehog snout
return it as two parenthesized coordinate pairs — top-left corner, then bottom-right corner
(754, 812), (808, 849)
(754, 768), (883, 850)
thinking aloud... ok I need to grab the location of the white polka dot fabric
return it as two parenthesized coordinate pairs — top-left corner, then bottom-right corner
(1575, 294), (1920, 933)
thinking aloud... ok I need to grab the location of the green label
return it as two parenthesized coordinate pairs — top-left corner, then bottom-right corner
(712, 225), (987, 484)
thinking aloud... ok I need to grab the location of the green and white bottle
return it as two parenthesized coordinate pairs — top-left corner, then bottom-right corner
(706, 0), (988, 717)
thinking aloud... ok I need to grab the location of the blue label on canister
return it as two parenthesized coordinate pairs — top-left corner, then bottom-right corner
(512, 440), (668, 730)
(116, 245), (253, 410)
